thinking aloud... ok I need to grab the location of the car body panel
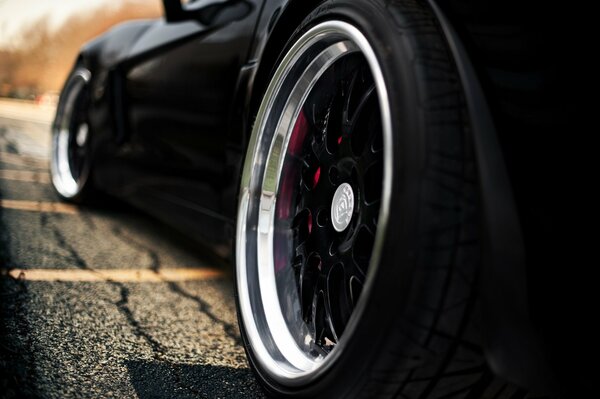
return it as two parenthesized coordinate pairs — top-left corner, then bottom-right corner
(81, 20), (156, 69)
(78, 0), (263, 244)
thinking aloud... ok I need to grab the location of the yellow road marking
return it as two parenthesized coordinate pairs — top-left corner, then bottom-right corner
(0, 151), (48, 169)
(7, 267), (225, 282)
(0, 199), (78, 214)
(0, 169), (50, 183)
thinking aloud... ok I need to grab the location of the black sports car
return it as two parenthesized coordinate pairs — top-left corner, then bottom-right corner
(50, 0), (589, 397)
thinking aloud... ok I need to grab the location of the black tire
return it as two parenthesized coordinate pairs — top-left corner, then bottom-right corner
(236, 0), (490, 397)
(50, 66), (95, 203)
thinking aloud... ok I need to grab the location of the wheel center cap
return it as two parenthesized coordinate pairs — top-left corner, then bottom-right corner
(76, 123), (89, 147)
(331, 183), (355, 232)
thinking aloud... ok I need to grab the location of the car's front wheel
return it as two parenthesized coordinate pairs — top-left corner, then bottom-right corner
(236, 0), (485, 396)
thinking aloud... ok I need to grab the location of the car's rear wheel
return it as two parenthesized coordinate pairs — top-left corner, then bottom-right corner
(51, 67), (94, 202)
(236, 0), (486, 397)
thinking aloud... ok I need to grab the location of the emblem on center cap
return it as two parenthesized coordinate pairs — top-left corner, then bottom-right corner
(331, 183), (354, 232)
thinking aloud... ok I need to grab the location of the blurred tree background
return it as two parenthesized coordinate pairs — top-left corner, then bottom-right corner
(0, 0), (162, 100)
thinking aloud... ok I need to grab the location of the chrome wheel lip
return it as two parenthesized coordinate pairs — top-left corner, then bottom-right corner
(237, 20), (393, 384)
(51, 68), (91, 199)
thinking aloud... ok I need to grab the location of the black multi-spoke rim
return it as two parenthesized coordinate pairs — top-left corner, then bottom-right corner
(274, 54), (383, 353)
(237, 20), (391, 380)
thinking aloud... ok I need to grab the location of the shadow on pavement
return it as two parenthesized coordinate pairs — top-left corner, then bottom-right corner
(126, 360), (264, 399)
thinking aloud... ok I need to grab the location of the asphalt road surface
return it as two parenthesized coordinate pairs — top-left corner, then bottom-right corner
(0, 100), (265, 398)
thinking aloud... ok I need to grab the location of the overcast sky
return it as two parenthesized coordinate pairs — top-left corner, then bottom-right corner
(0, 0), (122, 48)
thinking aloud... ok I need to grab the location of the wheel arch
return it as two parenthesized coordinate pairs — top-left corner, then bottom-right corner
(249, 0), (324, 117)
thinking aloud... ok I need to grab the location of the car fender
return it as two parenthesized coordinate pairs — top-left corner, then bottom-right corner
(80, 20), (156, 70)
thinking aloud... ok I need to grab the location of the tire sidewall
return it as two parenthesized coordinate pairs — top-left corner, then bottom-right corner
(238, 0), (460, 396)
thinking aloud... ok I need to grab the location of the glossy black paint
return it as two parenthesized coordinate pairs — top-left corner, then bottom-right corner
(80, 0), (263, 245)
(68, 0), (583, 393)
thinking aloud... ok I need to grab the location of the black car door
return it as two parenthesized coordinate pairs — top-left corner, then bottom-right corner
(116, 0), (263, 241)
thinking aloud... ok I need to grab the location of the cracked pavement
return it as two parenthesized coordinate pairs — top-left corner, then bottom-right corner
(0, 100), (265, 398)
